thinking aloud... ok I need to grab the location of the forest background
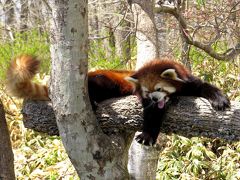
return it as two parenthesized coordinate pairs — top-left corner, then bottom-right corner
(0, 0), (239, 179)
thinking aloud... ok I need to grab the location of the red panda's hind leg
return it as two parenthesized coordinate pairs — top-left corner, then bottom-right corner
(88, 73), (132, 110)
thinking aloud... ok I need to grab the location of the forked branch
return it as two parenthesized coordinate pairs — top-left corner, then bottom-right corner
(154, 2), (240, 61)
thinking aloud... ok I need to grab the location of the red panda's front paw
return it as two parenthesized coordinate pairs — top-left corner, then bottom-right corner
(211, 94), (230, 111)
(135, 132), (156, 146)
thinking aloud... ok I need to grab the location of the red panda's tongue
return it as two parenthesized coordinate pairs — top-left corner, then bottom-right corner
(158, 100), (165, 109)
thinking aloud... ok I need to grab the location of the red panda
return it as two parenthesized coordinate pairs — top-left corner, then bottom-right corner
(6, 55), (230, 146)
(6, 55), (134, 110)
(125, 59), (230, 146)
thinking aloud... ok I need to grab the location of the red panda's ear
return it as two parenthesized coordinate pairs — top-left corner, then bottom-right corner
(125, 76), (139, 85)
(161, 69), (184, 82)
(125, 76), (139, 92)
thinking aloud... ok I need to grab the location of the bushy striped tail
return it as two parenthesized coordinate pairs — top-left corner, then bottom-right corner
(6, 55), (50, 100)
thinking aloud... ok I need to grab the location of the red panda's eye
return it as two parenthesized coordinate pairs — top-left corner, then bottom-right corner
(156, 88), (161, 92)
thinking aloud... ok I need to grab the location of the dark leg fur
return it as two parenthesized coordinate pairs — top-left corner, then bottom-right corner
(136, 76), (230, 146)
(181, 76), (230, 110)
(135, 99), (167, 146)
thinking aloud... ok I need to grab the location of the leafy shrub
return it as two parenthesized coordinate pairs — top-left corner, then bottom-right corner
(157, 135), (240, 180)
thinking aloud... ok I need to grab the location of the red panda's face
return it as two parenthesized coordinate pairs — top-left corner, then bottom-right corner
(139, 79), (176, 108)
(126, 68), (185, 109)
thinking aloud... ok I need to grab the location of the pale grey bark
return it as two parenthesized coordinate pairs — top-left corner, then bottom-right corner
(179, 0), (191, 70)
(19, 0), (28, 32)
(48, 0), (130, 179)
(0, 100), (15, 180)
(28, 0), (45, 31)
(155, 13), (169, 58)
(0, 0), (15, 40)
(2, 0), (15, 26)
(113, 1), (131, 62)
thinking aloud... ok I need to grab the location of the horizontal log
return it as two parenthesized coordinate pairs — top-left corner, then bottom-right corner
(22, 96), (240, 141)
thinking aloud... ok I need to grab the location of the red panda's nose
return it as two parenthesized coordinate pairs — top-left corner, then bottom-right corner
(152, 97), (158, 102)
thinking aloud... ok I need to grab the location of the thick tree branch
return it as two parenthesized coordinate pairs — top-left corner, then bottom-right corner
(22, 96), (240, 141)
(154, 3), (240, 61)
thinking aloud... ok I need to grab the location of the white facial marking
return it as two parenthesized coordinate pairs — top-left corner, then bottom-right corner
(163, 86), (176, 93)
(140, 82), (176, 102)
(154, 82), (176, 94)
(141, 86), (149, 92)
(150, 91), (167, 101)
(141, 86), (149, 98)
(154, 83), (162, 91)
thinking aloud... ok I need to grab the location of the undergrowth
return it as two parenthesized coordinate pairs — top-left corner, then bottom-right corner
(156, 136), (240, 180)
(0, 29), (50, 80)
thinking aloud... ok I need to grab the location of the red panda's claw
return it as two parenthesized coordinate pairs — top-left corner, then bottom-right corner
(135, 132), (155, 146)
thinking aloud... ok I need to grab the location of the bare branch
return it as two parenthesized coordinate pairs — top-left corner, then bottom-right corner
(154, 3), (240, 61)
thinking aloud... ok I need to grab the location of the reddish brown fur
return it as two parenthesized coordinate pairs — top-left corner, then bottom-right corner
(133, 58), (191, 81)
(131, 59), (190, 93)
(88, 69), (134, 94)
(6, 55), (134, 102)
(6, 55), (50, 100)
(129, 58), (230, 146)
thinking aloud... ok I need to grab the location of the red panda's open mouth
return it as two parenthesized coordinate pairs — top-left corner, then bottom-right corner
(157, 99), (165, 109)
(157, 96), (170, 109)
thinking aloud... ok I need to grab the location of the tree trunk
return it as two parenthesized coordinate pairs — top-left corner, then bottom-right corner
(130, 1), (169, 179)
(115, 21), (131, 62)
(179, 0), (191, 70)
(0, 100), (15, 180)
(3, 0), (15, 26)
(114, 1), (131, 62)
(155, 13), (170, 58)
(132, 1), (159, 69)
(1, 0), (15, 40)
(128, 140), (160, 180)
(19, 0), (28, 32)
(48, 0), (131, 179)
(88, 0), (99, 37)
